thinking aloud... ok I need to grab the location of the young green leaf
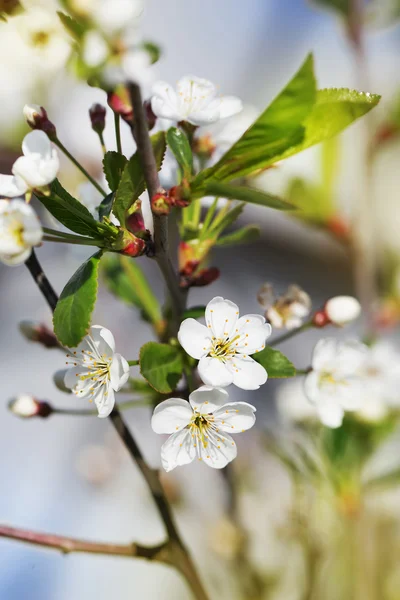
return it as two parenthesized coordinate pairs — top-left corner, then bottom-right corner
(191, 54), (316, 191)
(37, 180), (106, 238)
(98, 192), (115, 221)
(53, 251), (102, 347)
(57, 11), (86, 39)
(140, 342), (184, 393)
(103, 151), (128, 191)
(253, 346), (296, 378)
(216, 225), (261, 247)
(166, 127), (193, 176)
(113, 131), (166, 226)
(182, 306), (207, 319)
(205, 182), (294, 211)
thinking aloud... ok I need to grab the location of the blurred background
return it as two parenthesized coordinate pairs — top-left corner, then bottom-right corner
(1, 1), (400, 599)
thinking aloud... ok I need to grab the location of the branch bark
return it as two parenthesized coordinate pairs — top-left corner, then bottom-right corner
(0, 525), (171, 563)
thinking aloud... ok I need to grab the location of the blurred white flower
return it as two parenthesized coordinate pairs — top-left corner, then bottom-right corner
(93, 0), (143, 36)
(151, 385), (256, 471)
(63, 325), (130, 418)
(304, 338), (368, 428)
(258, 283), (311, 329)
(325, 295), (361, 326)
(360, 341), (400, 409)
(9, 394), (39, 418)
(0, 131), (59, 197)
(0, 198), (42, 265)
(178, 296), (271, 390)
(103, 49), (155, 93)
(82, 30), (109, 68)
(151, 75), (243, 126)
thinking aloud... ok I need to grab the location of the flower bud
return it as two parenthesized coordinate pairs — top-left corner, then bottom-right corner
(107, 88), (133, 124)
(19, 320), (60, 348)
(112, 229), (146, 257)
(89, 103), (106, 135)
(312, 310), (330, 328)
(180, 266), (220, 289)
(8, 394), (52, 419)
(192, 133), (216, 160)
(324, 296), (361, 326)
(143, 99), (157, 131)
(151, 192), (171, 215)
(23, 104), (57, 140)
(169, 184), (190, 208)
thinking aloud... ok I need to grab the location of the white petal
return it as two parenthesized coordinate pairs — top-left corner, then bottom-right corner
(235, 316), (271, 355)
(161, 428), (196, 471)
(189, 103), (221, 126)
(311, 338), (338, 371)
(317, 399), (344, 428)
(151, 398), (192, 434)
(0, 174), (28, 197)
(218, 96), (243, 119)
(98, 326), (116, 353)
(213, 401), (256, 432)
(88, 325), (115, 356)
(0, 248), (31, 266)
(22, 130), (52, 159)
(230, 356), (267, 390)
(205, 296), (239, 339)
(198, 356), (234, 387)
(199, 429), (237, 469)
(110, 353), (130, 391)
(303, 371), (320, 404)
(189, 385), (229, 413)
(82, 30), (109, 67)
(64, 366), (83, 390)
(325, 296), (361, 326)
(151, 81), (179, 121)
(178, 318), (211, 360)
(95, 386), (115, 418)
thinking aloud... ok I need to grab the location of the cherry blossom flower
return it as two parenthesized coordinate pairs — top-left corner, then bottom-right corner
(0, 199), (42, 265)
(0, 131), (59, 198)
(325, 295), (361, 326)
(63, 325), (130, 418)
(178, 296), (271, 390)
(304, 338), (368, 428)
(151, 76), (243, 126)
(258, 283), (311, 329)
(151, 386), (256, 471)
(359, 341), (400, 408)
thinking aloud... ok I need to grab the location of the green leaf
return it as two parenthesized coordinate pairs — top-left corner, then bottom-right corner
(142, 41), (161, 64)
(205, 182), (294, 211)
(191, 54), (316, 191)
(101, 255), (163, 330)
(113, 131), (166, 226)
(140, 342), (184, 393)
(103, 151), (128, 191)
(98, 192), (114, 221)
(310, 0), (350, 17)
(37, 180), (105, 238)
(53, 252), (102, 347)
(183, 306), (206, 319)
(253, 346), (296, 378)
(166, 127), (193, 176)
(216, 225), (261, 247)
(274, 88), (380, 163)
(57, 11), (86, 39)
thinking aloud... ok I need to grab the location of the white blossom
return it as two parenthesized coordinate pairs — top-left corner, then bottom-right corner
(178, 296), (271, 390)
(82, 30), (109, 68)
(258, 283), (311, 330)
(63, 325), (130, 418)
(9, 394), (39, 418)
(304, 338), (368, 428)
(0, 199), (42, 265)
(359, 341), (400, 409)
(103, 50), (155, 93)
(151, 386), (256, 471)
(0, 131), (59, 198)
(151, 75), (243, 126)
(325, 295), (361, 326)
(93, 0), (143, 35)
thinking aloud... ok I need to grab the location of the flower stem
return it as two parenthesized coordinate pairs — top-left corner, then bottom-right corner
(269, 321), (313, 347)
(0, 525), (171, 563)
(129, 83), (186, 336)
(114, 113), (122, 154)
(99, 132), (107, 155)
(53, 138), (107, 197)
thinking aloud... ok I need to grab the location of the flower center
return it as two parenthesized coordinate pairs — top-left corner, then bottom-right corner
(209, 334), (240, 361)
(189, 413), (214, 448)
(66, 336), (112, 401)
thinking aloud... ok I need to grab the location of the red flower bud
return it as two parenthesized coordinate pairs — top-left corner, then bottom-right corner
(144, 99), (157, 131)
(180, 266), (220, 289)
(126, 211), (146, 233)
(312, 310), (330, 328)
(89, 103), (106, 135)
(107, 88), (133, 124)
(169, 185), (190, 208)
(121, 235), (146, 257)
(151, 192), (171, 215)
(23, 104), (57, 140)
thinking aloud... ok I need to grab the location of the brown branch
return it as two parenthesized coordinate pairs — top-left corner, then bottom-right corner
(0, 525), (171, 563)
(25, 250), (58, 312)
(128, 83), (186, 332)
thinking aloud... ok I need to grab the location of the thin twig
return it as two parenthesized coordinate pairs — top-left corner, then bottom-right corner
(269, 321), (313, 347)
(0, 525), (171, 563)
(25, 251), (58, 312)
(53, 138), (107, 197)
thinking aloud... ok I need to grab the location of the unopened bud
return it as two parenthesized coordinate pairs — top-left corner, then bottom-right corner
(53, 369), (72, 394)
(89, 103), (106, 135)
(324, 295), (361, 326)
(193, 133), (216, 160)
(169, 184), (190, 208)
(144, 100), (157, 131)
(180, 266), (220, 289)
(126, 211), (145, 234)
(112, 229), (146, 257)
(19, 320), (60, 348)
(312, 310), (330, 328)
(151, 192), (171, 216)
(23, 104), (57, 140)
(107, 88), (133, 124)
(8, 394), (52, 418)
